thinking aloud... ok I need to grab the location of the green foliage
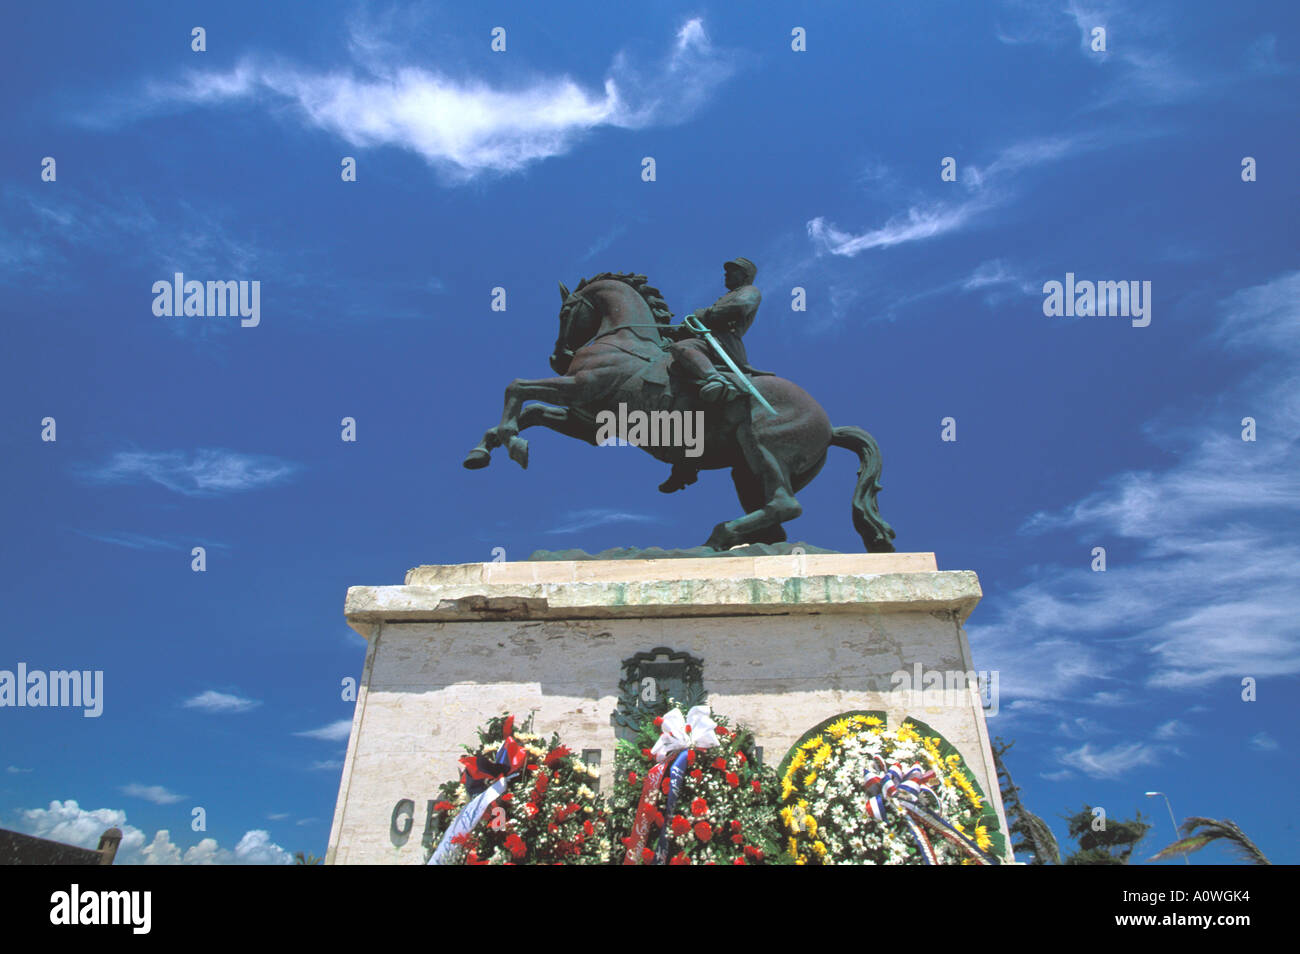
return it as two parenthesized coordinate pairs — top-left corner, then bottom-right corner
(1062, 804), (1150, 865)
(992, 738), (1059, 865)
(1152, 817), (1270, 865)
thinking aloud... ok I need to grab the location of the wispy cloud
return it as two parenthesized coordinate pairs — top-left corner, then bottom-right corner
(6, 766), (33, 774)
(310, 760), (343, 771)
(546, 508), (659, 535)
(1249, 732), (1279, 752)
(182, 690), (262, 714)
(1057, 741), (1161, 779)
(89, 19), (735, 183)
(80, 448), (298, 497)
(121, 783), (186, 805)
(971, 272), (1300, 705)
(294, 719), (353, 742)
(807, 136), (1079, 259)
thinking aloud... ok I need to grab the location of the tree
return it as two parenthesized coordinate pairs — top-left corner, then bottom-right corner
(1151, 817), (1270, 865)
(992, 738), (1059, 864)
(293, 851), (323, 865)
(1062, 805), (1150, 864)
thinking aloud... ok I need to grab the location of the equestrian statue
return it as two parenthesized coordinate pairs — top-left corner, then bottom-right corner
(462, 258), (896, 552)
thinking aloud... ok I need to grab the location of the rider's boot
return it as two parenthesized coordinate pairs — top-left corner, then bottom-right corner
(658, 463), (699, 494)
(698, 371), (740, 403)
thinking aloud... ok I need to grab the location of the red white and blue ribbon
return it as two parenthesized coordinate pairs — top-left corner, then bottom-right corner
(427, 715), (528, 865)
(624, 706), (720, 865)
(863, 756), (1000, 865)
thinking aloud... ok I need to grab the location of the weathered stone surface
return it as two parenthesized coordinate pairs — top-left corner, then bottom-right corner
(327, 553), (1007, 865)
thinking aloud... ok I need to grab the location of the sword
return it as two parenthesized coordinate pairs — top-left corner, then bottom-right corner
(683, 314), (778, 416)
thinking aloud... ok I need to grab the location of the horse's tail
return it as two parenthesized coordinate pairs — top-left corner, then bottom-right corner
(830, 425), (896, 553)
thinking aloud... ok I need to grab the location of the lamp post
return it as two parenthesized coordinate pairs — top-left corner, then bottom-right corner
(1145, 791), (1190, 865)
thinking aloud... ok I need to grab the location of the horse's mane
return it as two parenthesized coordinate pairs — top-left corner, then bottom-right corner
(574, 272), (674, 325)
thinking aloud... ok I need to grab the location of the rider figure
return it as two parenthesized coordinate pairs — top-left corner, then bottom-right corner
(659, 257), (763, 493)
(666, 257), (762, 403)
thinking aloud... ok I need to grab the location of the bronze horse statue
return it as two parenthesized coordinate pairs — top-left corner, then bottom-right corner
(463, 272), (896, 552)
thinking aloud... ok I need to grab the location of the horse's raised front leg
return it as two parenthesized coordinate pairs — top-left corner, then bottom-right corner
(462, 376), (580, 470)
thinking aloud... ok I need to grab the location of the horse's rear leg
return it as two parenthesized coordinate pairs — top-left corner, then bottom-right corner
(705, 423), (801, 549)
(729, 467), (788, 545)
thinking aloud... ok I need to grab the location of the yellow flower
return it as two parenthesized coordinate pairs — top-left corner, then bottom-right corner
(781, 779), (794, 800)
(795, 855), (807, 865)
(812, 840), (827, 857)
(803, 771), (817, 787)
(801, 734), (824, 751)
(788, 836), (799, 856)
(863, 716), (883, 726)
(803, 816), (817, 836)
(827, 718), (852, 740)
(976, 825), (992, 851)
(812, 744), (832, 767)
(780, 807), (796, 830)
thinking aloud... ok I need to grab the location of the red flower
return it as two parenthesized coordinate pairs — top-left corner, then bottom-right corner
(627, 771), (639, 787)
(671, 815), (691, 835)
(500, 792), (513, 802)
(716, 726), (729, 737)
(524, 802), (538, 818)
(548, 823), (558, 833)
(726, 772), (740, 788)
(653, 717), (663, 728)
(686, 749), (696, 765)
(744, 845), (764, 860)
(694, 822), (713, 842)
(690, 769), (702, 781)
(661, 776), (672, 795)
(730, 819), (742, 831)
(641, 748), (653, 759)
(731, 833), (745, 845)
(712, 757), (727, 771)
(669, 855), (690, 865)
(544, 746), (571, 765)
(534, 772), (549, 794)
(504, 833), (527, 858)
(432, 801), (454, 812)
(642, 847), (654, 862)
(737, 751), (747, 764)
(732, 857), (747, 865)
(690, 797), (708, 816)
(583, 820), (594, 837)
(750, 780), (761, 791)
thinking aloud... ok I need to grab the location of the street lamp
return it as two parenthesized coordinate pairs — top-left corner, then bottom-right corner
(1145, 791), (1190, 865)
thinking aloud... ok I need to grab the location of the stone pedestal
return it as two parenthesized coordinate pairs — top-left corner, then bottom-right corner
(326, 553), (1008, 864)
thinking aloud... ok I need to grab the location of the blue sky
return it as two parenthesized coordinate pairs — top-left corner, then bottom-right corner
(1, 1), (1296, 863)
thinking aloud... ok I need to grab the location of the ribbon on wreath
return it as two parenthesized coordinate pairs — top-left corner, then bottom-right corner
(862, 756), (1000, 865)
(623, 706), (720, 865)
(427, 715), (529, 865)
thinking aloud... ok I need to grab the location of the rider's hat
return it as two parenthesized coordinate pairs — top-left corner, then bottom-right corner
(724, 257), (757, 283)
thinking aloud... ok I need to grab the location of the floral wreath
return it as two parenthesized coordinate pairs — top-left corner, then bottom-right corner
(424, 713), (608, 865)
(609, 702), (783, 865)
(777, 711), (1006, 865)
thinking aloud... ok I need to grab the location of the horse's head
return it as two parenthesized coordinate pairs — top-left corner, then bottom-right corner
(550, 280), (599, 375)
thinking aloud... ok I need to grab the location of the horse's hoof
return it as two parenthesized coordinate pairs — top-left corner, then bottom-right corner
(463, 448), (491, 470)
(507, 437), (529, 469)
(704, 522), (736, 550)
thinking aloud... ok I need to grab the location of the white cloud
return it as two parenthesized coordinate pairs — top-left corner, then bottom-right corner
(102, 19), (734, 183)
(971, 272), (1300, 703)
(81, 448), (298, 497)
(295, 719), (354, 742)
(6, 765), (33, 774)
(310, 760), (343, 771)
(546, 509), (658, 535)
(1153, 720), (1186, 740)
(1249, 732), (1279, 751)
(182, 690), (262, 714)
(13, 800), (293, 865)
(807, 137), (1078, 259)
(120, 783), (186, 805)
(1058, 741), (1161, 778)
